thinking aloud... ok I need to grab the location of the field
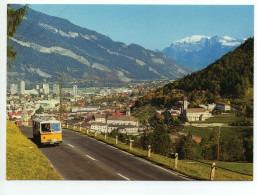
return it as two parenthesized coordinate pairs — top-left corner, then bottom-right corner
(191, 113), (242, 124)
(182, 126), (253, 140)
(6, 121), (61, 180)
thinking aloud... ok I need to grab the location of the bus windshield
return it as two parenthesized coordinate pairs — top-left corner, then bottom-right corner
(51, 123), (61, 132)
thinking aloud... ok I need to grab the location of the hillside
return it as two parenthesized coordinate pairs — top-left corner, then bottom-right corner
(136, 37), (253, 108)
(6, 121), (61, 180)
(162, 35), (245, 71)
(7, 6), (191, 88)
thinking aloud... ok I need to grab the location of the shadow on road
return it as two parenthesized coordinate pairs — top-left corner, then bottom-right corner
(28, 138), (56, 148)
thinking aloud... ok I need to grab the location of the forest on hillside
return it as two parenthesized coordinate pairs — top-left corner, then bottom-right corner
(135, 38), (253, 117)
(171, 37), (253, 98)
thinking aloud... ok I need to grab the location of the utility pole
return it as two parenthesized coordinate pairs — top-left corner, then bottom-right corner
(59, 71), (62, 124)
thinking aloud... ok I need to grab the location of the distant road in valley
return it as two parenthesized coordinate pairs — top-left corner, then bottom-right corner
(20, 126), (190, 181)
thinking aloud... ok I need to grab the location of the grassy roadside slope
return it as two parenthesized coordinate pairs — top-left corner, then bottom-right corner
(6, 121), (61, 180)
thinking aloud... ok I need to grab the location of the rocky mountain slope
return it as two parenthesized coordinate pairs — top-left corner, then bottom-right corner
(8, 6), (191, 88)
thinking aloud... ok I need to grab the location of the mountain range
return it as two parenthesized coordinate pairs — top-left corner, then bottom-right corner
(162, 35), (245, 71)
(8, 6), (192, 88)
(135, 37), (253, 108)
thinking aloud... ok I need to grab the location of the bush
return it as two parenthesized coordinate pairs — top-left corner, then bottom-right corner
(243, 137), (253, 162)
(220, 135), (245, 161)
(177, 134), (202, 160)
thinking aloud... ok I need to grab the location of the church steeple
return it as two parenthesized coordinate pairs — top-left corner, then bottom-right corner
(183, 96), (188, 112)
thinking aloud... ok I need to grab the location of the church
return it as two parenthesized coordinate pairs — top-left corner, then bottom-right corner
(181, 96), (212, 121)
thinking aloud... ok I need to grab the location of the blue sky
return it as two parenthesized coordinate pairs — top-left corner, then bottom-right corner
(29, 4), (254, 50)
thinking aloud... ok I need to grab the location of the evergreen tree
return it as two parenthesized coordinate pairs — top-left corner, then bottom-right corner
(220, 134), (245, 161)
(200, 130), (218, 160)
(140, 131), (153, 150)
(151, 121), (171, 156)
(35, 105), (44, 114)
(109, 129), (118, 138)
(7, 4), (28, 68)
(177, 134), (202, 160)
(243, 136), (253, 162)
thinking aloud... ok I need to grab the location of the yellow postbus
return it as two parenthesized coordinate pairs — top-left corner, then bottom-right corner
(33, 118), (62, 146)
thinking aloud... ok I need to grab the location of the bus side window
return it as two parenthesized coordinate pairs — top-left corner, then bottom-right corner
(41, 123), (51, 132)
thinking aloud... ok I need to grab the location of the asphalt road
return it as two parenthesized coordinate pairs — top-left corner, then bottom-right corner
(20, 126), (190, 181)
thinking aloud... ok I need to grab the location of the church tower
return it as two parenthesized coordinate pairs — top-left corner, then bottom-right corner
(183, 96), (188, 112)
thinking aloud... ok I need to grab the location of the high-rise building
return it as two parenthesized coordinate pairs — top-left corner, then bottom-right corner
(73, 85), (77, 97)
(10, 84), (18, 95)
(53, 84), (59, 95)
(20, 80), (25, 94)
(43, 84), (50, 95)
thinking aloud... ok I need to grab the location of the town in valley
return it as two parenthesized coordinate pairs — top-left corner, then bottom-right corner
(7, 79), (233, 140)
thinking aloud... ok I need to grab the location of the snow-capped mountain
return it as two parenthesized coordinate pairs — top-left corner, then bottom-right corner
(162, 35), (245, 70)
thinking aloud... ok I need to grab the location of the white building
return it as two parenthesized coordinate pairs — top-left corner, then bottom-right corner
(34, 99), (59, 111)
(20, 81), (25, 94)
(118, 125), (139, 135)
(10, 84), (18, 95)
(199, 103), (217, 111)
(216, 102), (231, 111)
(107, 115), (138, 126)
(182, 96), (212, 121)
(90, 122), (108, 133)
(25, 89), (39, 95)
(207, 103), (216, 111)
(107, 124), (138, 135)
(53, 84), (59, 95)
(93, 113), (107, 123)
(73, 85), (78, 97)
(71, 107), (98, 113)
(43, 84), (50, 95)
(185, 108), (212, 121)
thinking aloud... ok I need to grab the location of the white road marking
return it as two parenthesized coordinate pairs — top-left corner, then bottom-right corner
(117, 173), (130, 181)
(68, 144), (74, 148)
(86, 155), (96, 161)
